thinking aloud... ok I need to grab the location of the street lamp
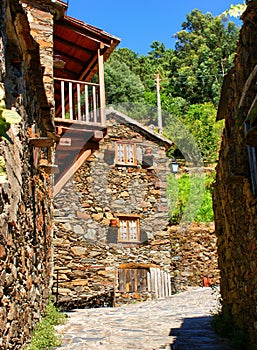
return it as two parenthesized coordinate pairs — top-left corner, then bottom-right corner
(170, 158), (179, 174)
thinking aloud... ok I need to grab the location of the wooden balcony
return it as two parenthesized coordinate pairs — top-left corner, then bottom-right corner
(54, 77), (106, 127)
(52, 14), (120, 196)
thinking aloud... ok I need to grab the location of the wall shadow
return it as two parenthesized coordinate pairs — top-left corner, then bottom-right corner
(169, 316), (233, 349)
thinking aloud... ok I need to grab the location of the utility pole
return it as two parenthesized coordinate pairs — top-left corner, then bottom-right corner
(155, 73), (163, 134)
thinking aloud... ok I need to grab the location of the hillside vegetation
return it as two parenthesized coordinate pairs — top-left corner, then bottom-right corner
(105, 9), (240, 163)
(105, 9), (241, 223)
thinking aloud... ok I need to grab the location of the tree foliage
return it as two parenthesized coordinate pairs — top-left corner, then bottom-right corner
(171, 9), (239, 105)
(167, 173), (215, 224)
(104, 9), (240, 163)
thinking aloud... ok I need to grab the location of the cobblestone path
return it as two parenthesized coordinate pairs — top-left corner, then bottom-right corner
(54, 287), (235, 350)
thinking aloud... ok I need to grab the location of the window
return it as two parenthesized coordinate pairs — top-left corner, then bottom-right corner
(118, 217), (140, 242)
(115, 142), (136, 165)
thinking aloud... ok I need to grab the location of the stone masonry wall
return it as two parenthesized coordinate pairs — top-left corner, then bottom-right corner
(54, 115), (219, 307)
(53, 221), (218, 308)
(214, 1), (257, 348)
(54, 116), (171, 243)
(169, 223), (219, 290)
(53, 222), (171, 308)
(0, 1), (61, 348)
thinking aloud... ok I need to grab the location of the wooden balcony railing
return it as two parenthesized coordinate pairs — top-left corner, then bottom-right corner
(54, 78), (106, 126)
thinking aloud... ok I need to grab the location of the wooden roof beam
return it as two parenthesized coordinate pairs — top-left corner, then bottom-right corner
(54, 34), (95, 55)
(54, 49), (85, 67)
(61, 19), (115, 46)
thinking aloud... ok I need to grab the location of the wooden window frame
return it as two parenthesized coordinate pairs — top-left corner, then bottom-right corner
(115, 142), (137, 166)
(117, 215), (140, 243)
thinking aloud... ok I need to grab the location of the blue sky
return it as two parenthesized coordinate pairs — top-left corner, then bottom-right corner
(67, 1), (244, 55)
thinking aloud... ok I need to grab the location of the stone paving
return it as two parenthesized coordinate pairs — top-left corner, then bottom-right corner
(54, 287), (235, 350)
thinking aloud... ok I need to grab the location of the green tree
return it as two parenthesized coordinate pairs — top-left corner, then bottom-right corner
(104, 59), (145, 105)
(171, 9), (239, 105)
(165, 102), (223, 162)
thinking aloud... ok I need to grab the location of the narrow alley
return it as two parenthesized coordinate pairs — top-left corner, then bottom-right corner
(54, 287), (234, 350)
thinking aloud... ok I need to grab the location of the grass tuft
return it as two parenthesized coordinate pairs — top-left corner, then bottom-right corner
(25, 301), (67, 350)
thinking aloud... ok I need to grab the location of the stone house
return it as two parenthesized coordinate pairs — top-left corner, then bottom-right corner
(0, 0), (120, 348)
(214, 1), (257, 348)
(53, 108), (175, 307)
(0, 0), (63, 348)
(53, 107), (220, 307)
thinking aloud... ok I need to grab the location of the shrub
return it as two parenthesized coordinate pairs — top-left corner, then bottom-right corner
(25, 301), (66, 350)
(167, 172), (215, 224)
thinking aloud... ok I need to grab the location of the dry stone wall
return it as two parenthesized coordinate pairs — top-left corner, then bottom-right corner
(53, 220), (218, 308)
(169, 223), (219, 290)
(53, 222), (172, 308)
(0, 1), (61, 348)
(214, 1), (257, 348)
(54, 116), (171, 244)
(54, 115), (219, 307)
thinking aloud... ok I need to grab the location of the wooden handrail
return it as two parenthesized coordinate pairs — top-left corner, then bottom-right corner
(54, 78), (104, 124)
(54, 77), (100, 87)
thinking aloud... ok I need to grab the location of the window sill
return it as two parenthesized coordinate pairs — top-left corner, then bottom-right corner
(117, 241), (141, 245)
(115, 163), (138, 167)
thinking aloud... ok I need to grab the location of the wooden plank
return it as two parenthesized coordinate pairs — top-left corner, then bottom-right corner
(53, 149), (92, 196)
(134, 269), (137, 292)
(98, 46), (106, 126)
(85, 85), (89, 122)
(92, 85), (97, 122)
(167, 272), (171, 296)
(92, 130), (104, 141)
(156, 268), (161, 299)
(160, 270), (164, 298)
(55, 77), (100, 87)
(61, 80), (65, 119)
(147, 271), (151, 292)
(118, 269), (126, 292)
(54, 118), (102, 127)
(119, 262), (157, 269)
(77, 83), (81, 120)
(69, 81), (73, 120)
(39, 164), (59, 174)
(59, 138), (72, 146)
(164, 272), (168, 297)
(29, 137), (54, 148)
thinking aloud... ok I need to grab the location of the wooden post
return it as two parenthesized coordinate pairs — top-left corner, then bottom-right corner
(156, 268), (161, 299)
(155, 73), (162, 134)
(77, 83), (81, 120)
(69, 81), (73, 120)
(147, 271), (151, 292)
(61, 80), (65, 119)
(164, 272), (168, 297)
(113, 268), (117, 307)
(85, 85), (89, 122)
(167, 272), (171, 296)
(98, 44), (106, 126)
(160, 270), (164, 298)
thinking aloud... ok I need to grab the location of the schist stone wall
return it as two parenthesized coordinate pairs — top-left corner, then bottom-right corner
(54, 115), (171, 244)
(214, 1), (257, 348)
(53, 222), (219, 308)
(53, 114), (173, 306)
(0, 0), (62, 348)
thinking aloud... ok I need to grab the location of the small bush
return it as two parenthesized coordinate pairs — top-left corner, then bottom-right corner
(25, 301), (66, 350)
(167, 172), (215, 224)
